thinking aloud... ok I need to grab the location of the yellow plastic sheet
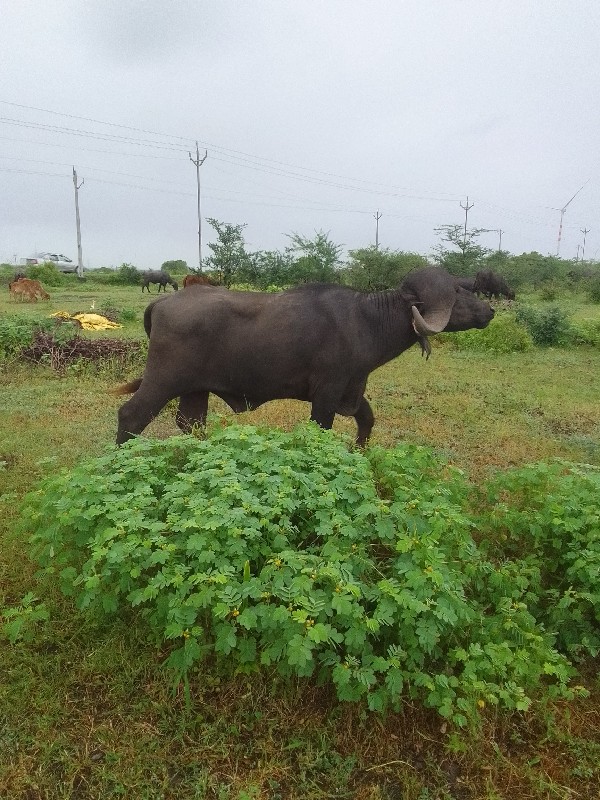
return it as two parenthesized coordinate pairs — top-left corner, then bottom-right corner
(50, 311), (123, 330)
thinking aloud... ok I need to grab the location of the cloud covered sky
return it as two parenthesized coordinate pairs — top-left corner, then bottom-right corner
(1, 0), (599, 269)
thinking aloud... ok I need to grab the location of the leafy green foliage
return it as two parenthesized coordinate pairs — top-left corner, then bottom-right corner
(23, 424), (584, 724)
(479, 461), (600, 659)
(569, 318), (600, 346)
(344, 247), (428, 290)
(502, 252), (571, 290)
(109, 263), (141, 286)
(448, 312), (533, 353)
(587, 275), (600, 303)
(205, 219), (252, 287)
(1, 593), (49, 644)
(284, 230), (343, 284)
(26, 262), (65, 286)
(433, 225), (490, 276)
(0, 316), (64, 361)
(161, 259), (189, 274)
(515, 305), (572, 346)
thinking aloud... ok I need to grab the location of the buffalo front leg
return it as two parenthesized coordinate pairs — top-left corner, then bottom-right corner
(309, 397), (336, 431)
(354, 396), (375, 447)
(116, 388), (173, 444)
(175, 391), (209, 433)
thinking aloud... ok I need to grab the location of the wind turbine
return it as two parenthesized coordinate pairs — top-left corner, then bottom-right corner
(555, 180), (589, 256)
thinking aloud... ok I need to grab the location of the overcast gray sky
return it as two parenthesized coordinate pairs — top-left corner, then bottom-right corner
(1, 1), (599, 269)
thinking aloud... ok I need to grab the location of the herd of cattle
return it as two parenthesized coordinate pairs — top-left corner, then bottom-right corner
(6, 271), (219, 302)
(6, 268), (516, 303)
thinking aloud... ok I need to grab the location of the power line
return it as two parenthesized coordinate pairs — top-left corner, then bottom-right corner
(0, 102), (463, 199)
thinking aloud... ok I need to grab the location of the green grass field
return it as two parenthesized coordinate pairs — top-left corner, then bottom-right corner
(1, 279), (600, 799)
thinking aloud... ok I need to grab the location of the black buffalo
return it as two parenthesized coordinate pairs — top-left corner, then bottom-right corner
(141, 270), (179, 293)
(114, 266), (494, 445)
(472, 270), (515, 300)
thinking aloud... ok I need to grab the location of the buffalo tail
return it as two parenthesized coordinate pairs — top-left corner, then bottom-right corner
(109, 378), (143, 396)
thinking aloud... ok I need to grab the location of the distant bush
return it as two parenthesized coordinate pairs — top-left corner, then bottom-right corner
(161, 260), (189, 275)
(109, 263), (141, 286)
(515, 305), (572, 346)
(539, 281), (561, 301)
(447, 313), (533, 353)
(567, 319), (600, 347)
(587, 276), (600, 303)
(26, 262), (64, 286)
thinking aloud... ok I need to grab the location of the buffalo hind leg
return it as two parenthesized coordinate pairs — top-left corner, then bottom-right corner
(176, 391), (209, 433)
(353, 396), (374, 447)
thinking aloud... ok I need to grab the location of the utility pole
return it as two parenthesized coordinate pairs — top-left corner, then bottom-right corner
(460, 196), (474, 245)
(72, 167), (84, 279)
(373, 210), (382, 249)
(188, 142), (208, 271)
(497, 229), (504, 252)
(580, 227), (590, 261)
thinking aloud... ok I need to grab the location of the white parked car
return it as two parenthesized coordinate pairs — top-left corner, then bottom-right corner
(21, 252), (79, 273)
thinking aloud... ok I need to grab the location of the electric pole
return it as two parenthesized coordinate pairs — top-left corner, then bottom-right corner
(580, 227), (590, 261)
(72, 167), (84, 279)
(373, 210), (382, 250)
(460, 196), (474, 245)
(189, 142), (208, 271)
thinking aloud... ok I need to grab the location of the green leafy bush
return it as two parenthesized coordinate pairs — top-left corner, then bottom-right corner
(1, 593), (49, 644)
(515, 305), (572, 346)
(587, 276), (600, 303)
(0, 316), (62, 361)
(448, 312), (533, 353)
(109, 263), (141, 286)
(96, 298), (137, 323)
(23, 424), (577, 724)
(567, 319), (600, 347)
(26, 262), (65, 286)
(478, 461), (600, 659)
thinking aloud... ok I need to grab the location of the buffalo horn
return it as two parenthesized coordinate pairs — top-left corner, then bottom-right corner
(411, 304), (453, 336)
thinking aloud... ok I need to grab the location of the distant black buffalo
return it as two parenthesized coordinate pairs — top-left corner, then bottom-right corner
(473, 270), (515, 300)
(141, 270), (178, 293)
(114, 266), (494, 446)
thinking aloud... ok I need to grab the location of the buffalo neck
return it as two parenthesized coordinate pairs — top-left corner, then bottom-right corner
(362, 289), (419, 365)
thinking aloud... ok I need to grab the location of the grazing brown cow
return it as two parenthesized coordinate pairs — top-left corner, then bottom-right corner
(182, 274), (219, 288)
(9, 277), (50, 302)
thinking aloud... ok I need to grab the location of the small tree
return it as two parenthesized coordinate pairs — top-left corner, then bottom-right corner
(285, 230), (343, 284)
(204, 218), (251, 287)
(344, 247), (428, 290)
(161, 259), (189, 275)
(433, 225), (490, 277)
(111, 263), (140, 286)
(242, 250), (294, 289)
